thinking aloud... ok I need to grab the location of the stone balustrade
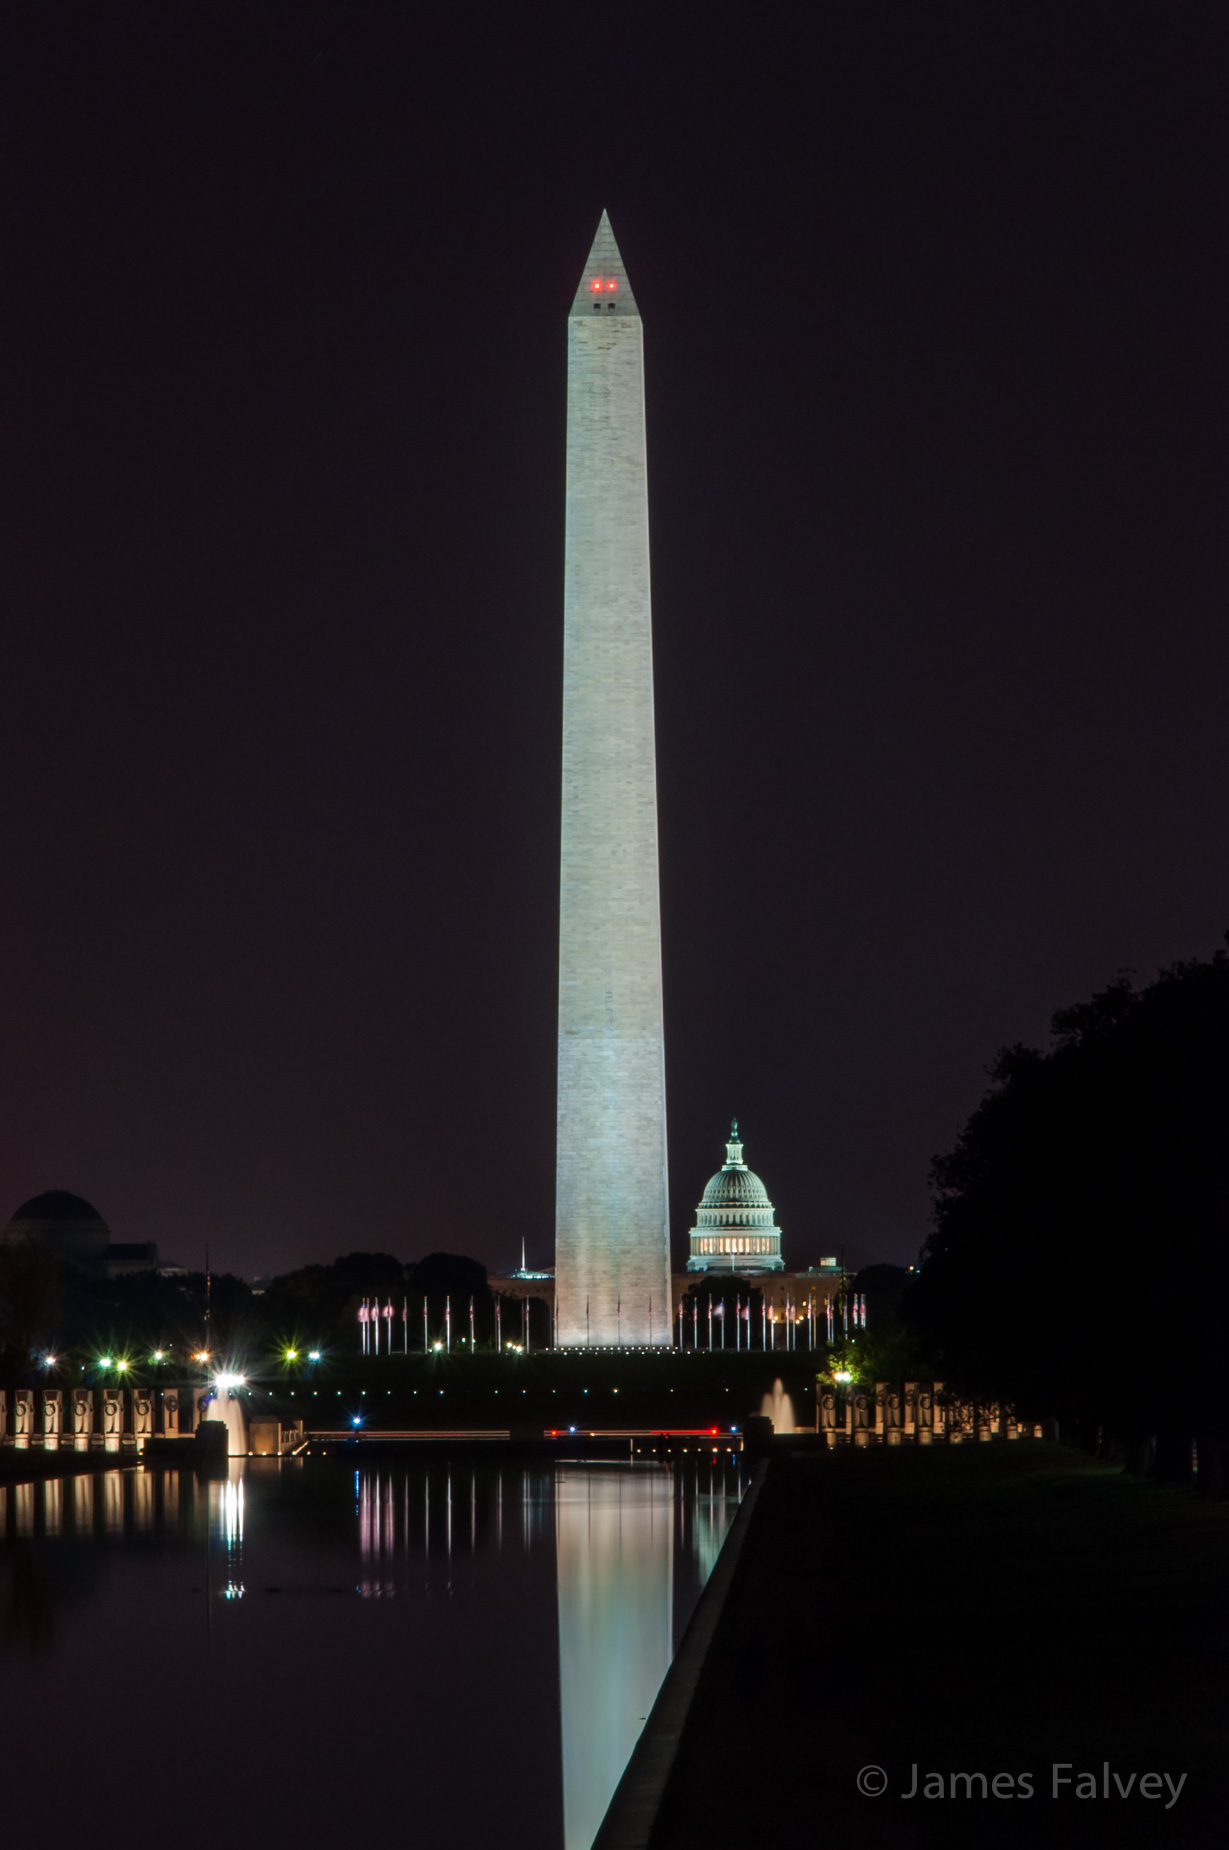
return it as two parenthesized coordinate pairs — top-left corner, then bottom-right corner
(817, 1380), (1044, 1446)
(0, 1386), (200, 1453)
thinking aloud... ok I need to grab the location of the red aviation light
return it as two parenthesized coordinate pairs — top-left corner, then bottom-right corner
(590, 278), (602, 291)
(606, 279), (617, 290)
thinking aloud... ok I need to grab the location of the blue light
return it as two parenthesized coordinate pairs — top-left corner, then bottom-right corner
(351, 1415), (363, 1428)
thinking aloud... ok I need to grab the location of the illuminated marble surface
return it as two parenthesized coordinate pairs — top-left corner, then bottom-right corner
(556, 212), (672, 1346)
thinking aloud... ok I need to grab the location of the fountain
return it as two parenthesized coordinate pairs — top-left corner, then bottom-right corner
(760, 1378), (796, 1434)
(207, 1378), (248, 1456)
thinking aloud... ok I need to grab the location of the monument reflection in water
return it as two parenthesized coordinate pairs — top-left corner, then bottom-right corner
(557, 1470), (672, 1850)
(355, 1458), (741, 1846)
(0, 1457), (742, 1850)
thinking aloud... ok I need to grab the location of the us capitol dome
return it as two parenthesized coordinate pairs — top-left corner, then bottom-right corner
(686, 1122), (784, 1273)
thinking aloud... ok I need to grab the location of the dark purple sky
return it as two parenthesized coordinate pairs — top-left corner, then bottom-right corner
(2, 5), (1226, 1279)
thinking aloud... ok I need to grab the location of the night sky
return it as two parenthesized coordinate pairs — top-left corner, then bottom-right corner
(3, 5), (1226, 1279)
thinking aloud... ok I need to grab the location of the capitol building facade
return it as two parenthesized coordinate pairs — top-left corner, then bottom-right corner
(686, 1122), (784, 1273)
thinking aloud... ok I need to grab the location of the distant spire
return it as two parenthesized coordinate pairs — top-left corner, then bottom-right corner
(570, 209), (640, 318)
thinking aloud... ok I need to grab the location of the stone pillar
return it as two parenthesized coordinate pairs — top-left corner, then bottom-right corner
(158, 1389), (180, 1437)
(70, 1387), (94, 1451)
(819, 1389), (837, 1447)
(873, 1381), (887, 1441)
(950, 1399), (974, 1444)
(852, 1390), (870, 1447)
(931, 1383), (947, 1442)
(41, 1388), (63, 1450)
(903, 1382), (918, 1439)
(0, 1389), (7, 1444)
(101, 1386), (124, 1451)
(886, 1385), (903, 1444)
(12, 1389), (33, 1449)
(130, 1388), (154, 1452)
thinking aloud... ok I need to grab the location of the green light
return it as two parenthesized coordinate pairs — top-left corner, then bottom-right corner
(284, 1349), (298, 1361)
(99, 1355), (113, 1368)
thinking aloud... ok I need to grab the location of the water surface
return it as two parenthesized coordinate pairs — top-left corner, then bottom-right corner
(0, 1457), (743, 1850)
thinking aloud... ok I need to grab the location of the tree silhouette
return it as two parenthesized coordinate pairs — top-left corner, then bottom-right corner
(909, 940), (1229, 1483)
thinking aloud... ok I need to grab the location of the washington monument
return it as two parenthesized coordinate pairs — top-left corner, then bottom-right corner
(554, 213), (672, 1346)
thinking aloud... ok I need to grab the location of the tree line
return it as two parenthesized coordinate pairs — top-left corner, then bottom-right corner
(906, 937), (1229, 1488)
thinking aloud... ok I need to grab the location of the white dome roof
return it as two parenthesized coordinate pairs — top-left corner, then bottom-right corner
(687, 1123), (784, 1272)
(696, 1122), (774, 1213)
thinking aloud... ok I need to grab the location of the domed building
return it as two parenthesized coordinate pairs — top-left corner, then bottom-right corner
(686, 1122), (784, 1273)
(1, 1191), (161, 1278)
(3, 1191), (111, 1272)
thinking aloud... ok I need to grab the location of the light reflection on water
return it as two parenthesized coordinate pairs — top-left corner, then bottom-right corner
(557, 1468), (673, 1850)
(0, 1456), (744, 1850)
(209, 1463), (245, 1599)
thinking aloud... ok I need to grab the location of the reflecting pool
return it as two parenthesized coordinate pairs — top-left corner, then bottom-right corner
(0, 1458), (744, 1850)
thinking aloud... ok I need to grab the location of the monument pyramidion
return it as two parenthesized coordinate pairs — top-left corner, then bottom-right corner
(554, 213), (671, 1347)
